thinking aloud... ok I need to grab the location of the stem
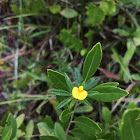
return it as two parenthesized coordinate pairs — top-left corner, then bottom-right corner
(64, 101), (78, 140)
(15, 0), (23, 88)
(65, 0), (69, 30)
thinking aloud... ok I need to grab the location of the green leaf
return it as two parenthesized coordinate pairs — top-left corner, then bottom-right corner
(113, 28), (130, 37)
(64, 73), (73, 91)
(1, 126), (12, 140)
(130, 0), (140, 6)
(121, 108), (140, 140)
(7, 113), (17, 140)
(37, 122), (53, 136)
(83, 42), (102, 81)
(84, 78), (100, 90)
(30, 30), (50, 38)
(74, 68), (82, 86)
(12, 75), (32, 89)
(60, 8), (78, 18)
(74, 116), (102, 136)
(57, 97), (72, 109)
(30, 0), (46, 13)
(103, 131), (116, 140)
(82, 99), (91, 106)
(133, 28), (140, 42)
(54, 122), (65, 140)
(83, 17), (92, 27)
(1, 112), (9, 127)
(49, 5), (61, 14)
(59, 109), (72, 122)
(25, 0), (30, 6)
(96, 82), (119, 87)
(80, 49), (88, 56)
(136, 117), (140, 123)
(112, 48), (132, 81)
(75, 106), (93, 113)
(16, 129), (25, 138)
(87, 4), (105, 26)
(67, 136), (75, 140)
(16, 114), (25, 129)
(131, 74), (140, 81)
(37, 115), (54, 136)
(119, 39), (136, 83)
(118, 15), (125, 27)
(21, 70), (47, 82)
(90, 86), (128, 102)
(47, 69), (69, 91)
(124, 39), (136, 62)
(127, 102), (136, 109)
(102, 107), (111, 124)
(48, 89), (71, 96)
(99, 0), (116, 15)
(59, 29), (83, 52)
(71, 128), (97, 140)
(40, 136), (59, 140)
(88, 91), (99, 97)
(69, 98), (76, 109)
(43, 115), (54, 129)
(11, 4), (19, 14)
(25, 120), (34, 140)
(85, 30), (94, 47)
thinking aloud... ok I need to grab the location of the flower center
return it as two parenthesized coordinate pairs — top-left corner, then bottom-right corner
(79, 86), (83, 92)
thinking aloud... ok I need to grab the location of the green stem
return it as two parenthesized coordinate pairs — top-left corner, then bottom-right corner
(64, 101), (78, 140)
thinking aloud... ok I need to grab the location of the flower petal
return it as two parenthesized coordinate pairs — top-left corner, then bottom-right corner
(78, 90), (88, 100)
(72, 87), (79, 99)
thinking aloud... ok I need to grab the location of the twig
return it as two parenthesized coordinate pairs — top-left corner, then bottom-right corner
(36, 40), (47, 61)
(0, 48), (34, 62)
(119, 98), (140, 102)
(128, 63), (140, 74)
(61, 0), (70, 4)
(98, 67), (121, 80)
(64, 101), (78, 140)
(116, 3), (140, 13)
(14, 45), (19, 80)
(116, 3), (139, 28)
(0, 13), (15, 20)
(111, 81), (136, 113)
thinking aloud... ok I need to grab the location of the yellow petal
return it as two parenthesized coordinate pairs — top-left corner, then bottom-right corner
(72, 87), (79, 99)
(78, 90), (88, 100)
(79, 86), (83, 92)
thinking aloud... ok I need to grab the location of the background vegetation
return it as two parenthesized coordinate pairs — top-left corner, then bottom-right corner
(0, 0), (140, 139)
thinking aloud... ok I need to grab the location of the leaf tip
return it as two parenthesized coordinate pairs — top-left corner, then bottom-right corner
(47, 69), (52, 73)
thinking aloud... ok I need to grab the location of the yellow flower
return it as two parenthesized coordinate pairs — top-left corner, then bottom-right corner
(72, 86), (88, 100)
